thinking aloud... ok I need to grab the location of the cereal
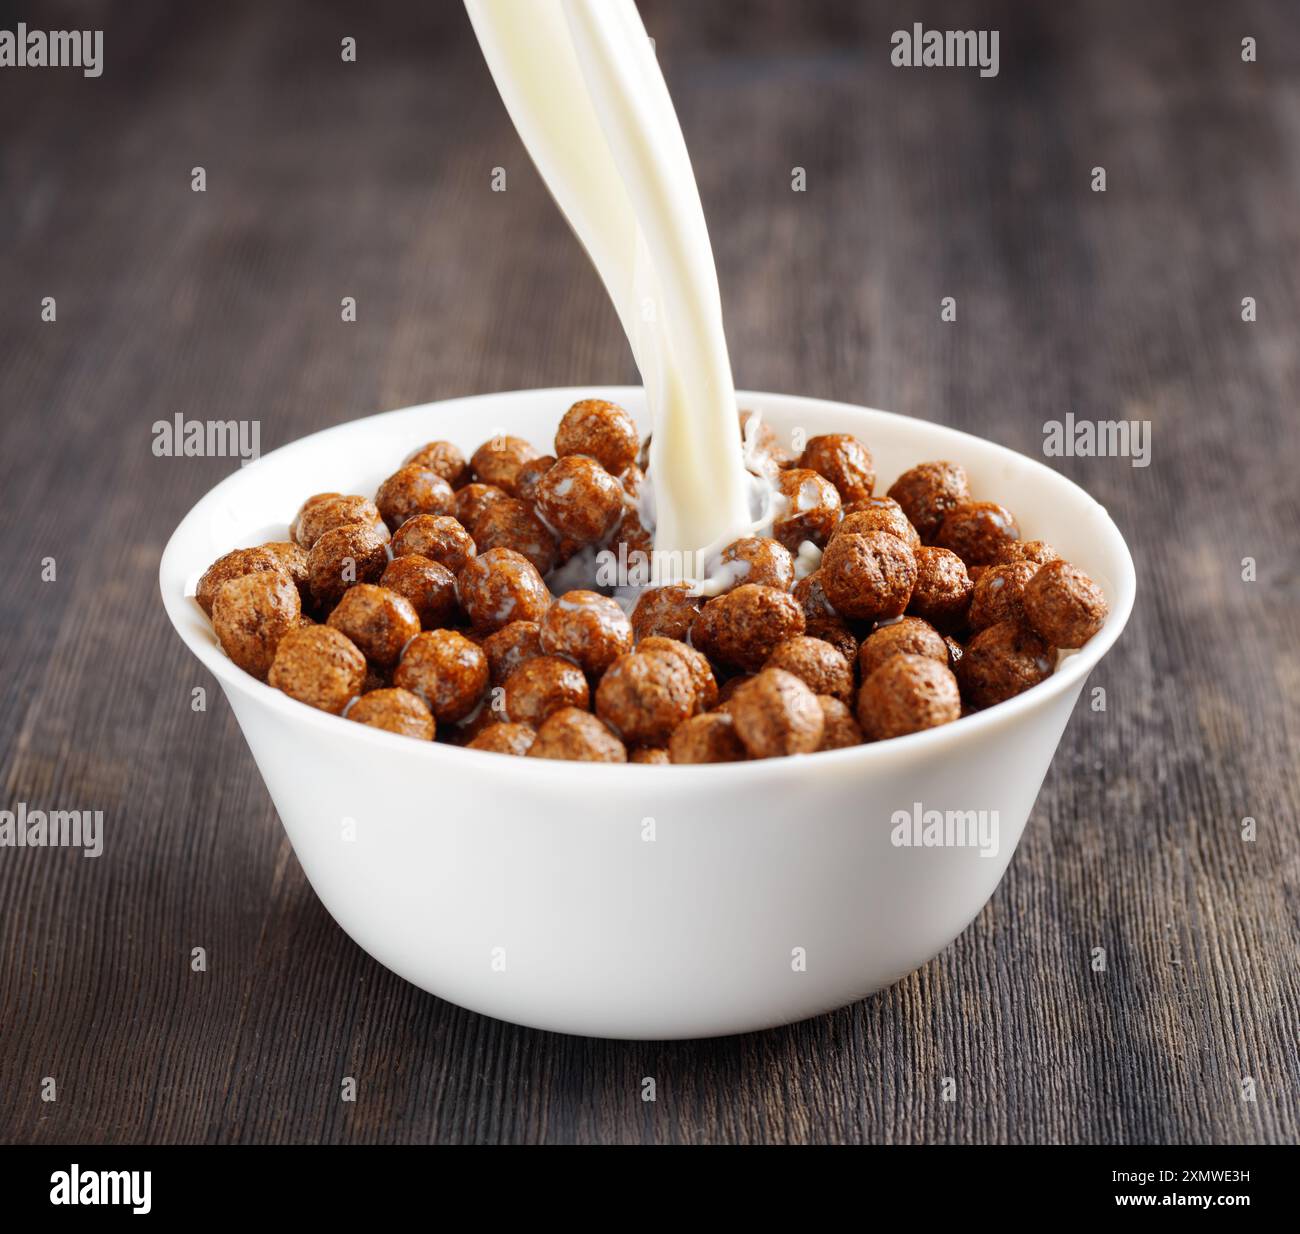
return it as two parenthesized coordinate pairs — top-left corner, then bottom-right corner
(631, 584), (700, 642)
(288, 493), (340, 546)
(326, 584), (421, 668)
(730, 668), (825, 759)
(471, 435), (540, 495)
(307, 521), (391, 609)
(374, 465), (456, 532)
(403, 440), (470, 488)
(636, 636), (718, 713)
(817, 695), (864, 750)
(379, 555), (459, 630)
(834, 502), (920, 550)
(454, 483), (509, 532)
(347, 688), (435, 740)
(805, 618), (858, 668)
(595, 649), (695, 746)
(819, 530), (917, 622)
(503, 655), (590, 726)
(481, 620), (543, 687)
(390, 514), (476, 574)
(800, 433), (875, 504)
(996, 539), (1059, 567)
(458, 547), (551, 632)
(690, 584), (805, 671)
(292, 494), (386, 550)
(968, 560), (1038, 631)
(540, 590), (633, 677)
(907, 546), (973, 633)
(514, 455), (556, 505)
(555, 399), (640, 475)
(393, 629), (489, 722)
(260, 542), (311, 604)
(668, 712), (746, 764)
(468, 722), (536, 756)
(764, 636), (854, 703)
(857, 616), (948, 680)
(1022, 560), (1108, 648)
(197, 546), (284, 617)
(268, 624), (366, 714)
(886, 462), (971, 543)
(957, 620), (1054, 708)
(212, 570), (301, 680)
(793, 570), (838, 622)
(718, 536), (795, 592)
(527, 707), (627, 762)
(712, 673), (754, 712)
(630, 746), (671, 765)
(857, 654), (961, 741)
(473, 497), (559, 575)
(534, 455), (625, 545)
(773, 468), (842, 550)
(935, 501), (1020, 567)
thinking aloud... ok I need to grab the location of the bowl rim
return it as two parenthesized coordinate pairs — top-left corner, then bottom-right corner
(159, 386), (1137, 784)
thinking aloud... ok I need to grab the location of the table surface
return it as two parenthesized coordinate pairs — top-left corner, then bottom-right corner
(2, 0), (1297, 1145)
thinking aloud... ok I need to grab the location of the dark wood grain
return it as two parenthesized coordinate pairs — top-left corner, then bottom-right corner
(1, 0), (1297, 1145)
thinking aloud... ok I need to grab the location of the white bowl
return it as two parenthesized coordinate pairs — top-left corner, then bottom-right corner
(160, 388), (1135, 1039)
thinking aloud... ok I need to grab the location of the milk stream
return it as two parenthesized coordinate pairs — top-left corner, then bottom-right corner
(464, 0), (757, 583)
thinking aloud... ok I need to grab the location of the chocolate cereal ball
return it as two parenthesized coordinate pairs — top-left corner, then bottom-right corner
(504, 656), (590, 727)
(1022, 559), (1108, 648)
(819, 530), (917, 622)
(718, 536), (795, 592)
(793, 570), (838, 622)
(637, 636), (718, 713)
(730, 668), (825, 759)
(957, 620), (1054, 709)
(260, 542), (311, 604)
(347, 688), (435, 741)
(799, 434), (875, 504)
(596, 649), (695, 747)
(375, 465), (456, 532)
(269, 624), (366, 715)
(669, 712), (747, 764)
(307, 521), (390, 610)
(514, 455), (556, 505)
(212, 570), (302, 680)
(454, 482), (509, 533)
(907, 546), (973, 633)
(292, 494), (386, 550)
(379, 555), (459, 630)
(326, 584), (421, 669)
(390, 514), (476, 575)
(535, 455), (625, 545)
(527, 707), (627, 763)
(288, 493), (340, 545)
(773, 469), (842, 550)
(690, 584), (806, 671)
(458, 547), (550, 633)
(473, 498), (559, 575)
(805, 618), (859, 668)
(764, 636), (854, 704)
(394, 629), (489, 723)
(471, 435), (539, 495)
(630, 746), (671, 765)
(540, 590), (633, 677)
(555, 399), (640, 475)
(468, 722), (536, 756)
(857, 654), (961, 741)
(997, 539), (1059, 567)
(887, 462), (971, 544)
(817, 695), (864, 750)
(403, 440), (469, 488)
(968, 560), (1038, 631)
(834, 502), (920, 550)
(197, 545), (285, 616)
(936, 501), (1021, 567)
(857, 616), (948, 680)
(481, 620), (543, 687)
(631, 584), (700, 642)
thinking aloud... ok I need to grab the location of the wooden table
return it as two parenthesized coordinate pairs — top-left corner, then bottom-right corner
(2, 0), (1296, 1144)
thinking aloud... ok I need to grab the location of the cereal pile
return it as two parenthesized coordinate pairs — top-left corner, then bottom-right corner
(196, 399), (1108, 763)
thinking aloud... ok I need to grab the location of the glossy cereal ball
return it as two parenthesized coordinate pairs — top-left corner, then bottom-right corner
(957, 620), (1054, 709)
(857, 616), (948, 680)
(668, 712), (747, 764)
(996, 539), (1059, 567)
(886, 462), (971, 544)
(481, 620), (543, 687)
(834, 502), (920, 550)
(269, 624), (366, 714)
(347, 688), (435, 740)
(690, 584), (806, 671)
(718, 536), (795, 593)
(555, 399), (640, 475)
(773, 468), (842, 550)
(534, 455), (626, 545)
(819, 530), (917, 622)
(805, 618), (858, 669)
(936, 501), (1020, 567)
(712, 673), (754, 713)
(393, 629), (489, 723)
(907, 546), (973, 633)
(764, 636), (854, 704)
(503, 656), (590, 727)
(390, 514), (476, 575)
(468, 722), (536, 756)
(527, 707), (627, 762)
(457, 547), (551, 633)
(631, 584), (700, 642)
(375, 465), (456, 532)
(403, 440), (469, 488)
(817, 695), (864, 750)
(259, 542), (311, 604)
(326, 584), (421, 669)
(307, 522), (390, 610)
(1022, 560), (1108, 648)
(514, 454), (556, 505)
(379, 555), (459, 630)
(288, 493), (341, 546)
(540, 590), (633, 678)
(636, 636), (718, 713)
(292, 495), (386, 550)
(473, 498), (559, 575)
(968, 560), (1039, 631)
(595, 649), (695, 747)
(730, 668), (825, 759)
(212, 571), (302, 680)
(792, 570), (838, 622)
(197, 545), (285, 616)
(471, 435), (540, 495)
(799, 434), (875, 504)
(857, 654), (961, 741)
(630, 746), (671, 765)
(454, 482), (510, 533)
